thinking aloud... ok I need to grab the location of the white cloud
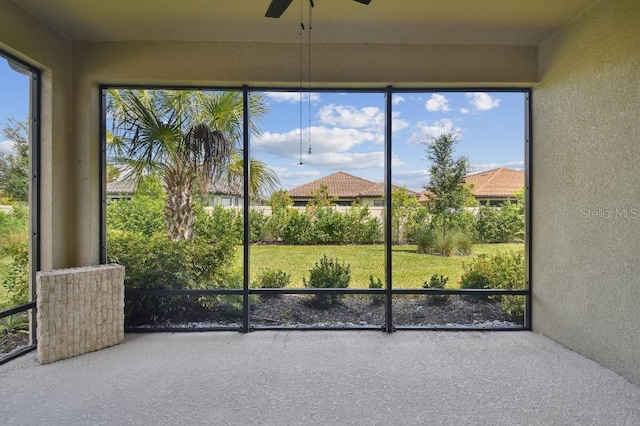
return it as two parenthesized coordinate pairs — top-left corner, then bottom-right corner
(392, 169), (430, 192)
(0, 140), (15, 154)
(460, 108), (470, 114)
(465, 92), (501, 112)
(253, 126), (383, 159)
(265, 92), (320, 103)
(392, 95), (405, 105)
(318, 104), (385, 130)
(469, 161), (525, 173)
(425, 94), (451, 112)
(392, 113), (410, 132)
(405, 119), (460, 145)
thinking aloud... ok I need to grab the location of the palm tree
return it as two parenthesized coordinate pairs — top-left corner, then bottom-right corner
(108, 89), (279, 241)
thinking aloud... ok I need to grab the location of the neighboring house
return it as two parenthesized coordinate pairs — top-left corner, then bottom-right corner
(287, 171), (417, 207)
(106, 179), (136, 202)
(106, 179), (244, 206)
(418, 167), (524, 206)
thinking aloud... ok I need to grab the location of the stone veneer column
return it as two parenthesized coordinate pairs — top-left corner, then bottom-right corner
(36, 264), (125, 364)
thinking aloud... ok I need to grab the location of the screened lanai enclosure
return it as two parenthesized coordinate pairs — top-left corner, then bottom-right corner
(0, 51), (38, 364)
(103, 87), (530, 332)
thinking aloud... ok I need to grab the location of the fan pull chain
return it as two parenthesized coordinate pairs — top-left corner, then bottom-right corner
(298, 0), (304, 165)
(307, 0), (313, 156)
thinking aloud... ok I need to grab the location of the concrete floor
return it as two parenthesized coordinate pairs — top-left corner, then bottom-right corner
(1, 331), (639, 425)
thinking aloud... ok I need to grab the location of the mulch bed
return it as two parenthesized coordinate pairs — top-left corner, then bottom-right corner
(128, 294), (523, 329)
(0, 332), (29, 356)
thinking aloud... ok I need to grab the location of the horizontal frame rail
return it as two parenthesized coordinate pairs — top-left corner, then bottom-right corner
(0, 302), (36, 319)
(125, 288), (529, 296)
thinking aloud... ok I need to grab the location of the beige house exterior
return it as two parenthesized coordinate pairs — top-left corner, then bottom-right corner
(1, 0), (639, 384)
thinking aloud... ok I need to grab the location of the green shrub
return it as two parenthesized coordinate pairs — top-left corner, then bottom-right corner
(249, 209), (268, 243)
(195, 204), (243, 244)
(264, 209), (289, 242)
(107, 229), (237, 324)
(255, 269), (290, 298)
(0, 313), (29, 335)
(423, 274), (449, 304)
(369, 275), (384, 306)
(414, 225), (437, 254)
(434, 233), (454, 256)
(303, 255), (351, 308)
(1, 241), (29, 307)
(0, 205), (28, 238)
(459, 251), (525, 316)
(282, 209), (316, 244)
(107, 195), (165, 237)
(450, 231), (473, 256)
(314, 207), (348, 244)
(344, 205), (382, 244)
(475, 201), (524, 243)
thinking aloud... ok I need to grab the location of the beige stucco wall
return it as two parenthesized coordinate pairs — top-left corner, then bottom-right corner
(0, 0), (73, 271)
(532, 0), (640, 385)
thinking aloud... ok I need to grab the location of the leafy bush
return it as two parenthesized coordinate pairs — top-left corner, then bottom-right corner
(433, 233), (454, 256)
(195, 204), (243, 245)
(1, 241), (29, 307)
(450, 231), (473, 256)
(314, 207), (348, 244)
(344, 205), (382, 244)
(459, 251), (525, 316)
(0, 313), (29, 335)
(369, 275), (384, 306)
(249, 209), (268, 243)
(475, 201), (524, 243)
(423, 274), (449, 304)
(255, 269), (290, 298)
(414, 224), (438, 254)
(303, 255), (351, 308)
(107, 185), (165, 237)
(107, 228), (237, 324)
(281, 209), (316, 244)
(0, 205), (28, 237)
(264, 209), (289, 242)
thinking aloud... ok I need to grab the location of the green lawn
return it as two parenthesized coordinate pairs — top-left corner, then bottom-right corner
(240, 243), (523, 289)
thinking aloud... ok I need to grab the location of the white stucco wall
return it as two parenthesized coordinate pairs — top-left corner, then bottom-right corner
(533, 0), (640, 385)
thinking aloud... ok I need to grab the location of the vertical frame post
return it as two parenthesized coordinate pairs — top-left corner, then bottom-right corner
(99, 88), (107, 264)
(524, 89), (533, 330)
(29, 65), (41, 346)
(384, 86), (393, 333)
(242, 86), (251, 333)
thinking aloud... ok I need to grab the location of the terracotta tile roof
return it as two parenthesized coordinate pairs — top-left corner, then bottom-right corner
(465, 168), (524, 198)
(288, 171), (379, 198)
(418, 168), (524, 202)
(288, 171), (417, 198)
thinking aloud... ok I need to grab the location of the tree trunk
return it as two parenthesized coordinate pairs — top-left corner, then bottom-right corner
(164, 167), (195, 242)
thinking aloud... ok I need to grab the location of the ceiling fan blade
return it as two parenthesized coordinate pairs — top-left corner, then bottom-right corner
(265, 0), (294, 18)
(352, 0), (372, 4)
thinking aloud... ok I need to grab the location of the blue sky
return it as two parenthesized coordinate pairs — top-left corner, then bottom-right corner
(1, 56), (525, 193)
(255, 90), (525, 191)
(0, 58), (30, 154)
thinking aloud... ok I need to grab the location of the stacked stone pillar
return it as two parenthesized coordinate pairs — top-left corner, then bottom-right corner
(36, 264), (125, 364)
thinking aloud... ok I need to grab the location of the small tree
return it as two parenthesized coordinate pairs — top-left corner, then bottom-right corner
(268, 189), (293, 212)
(424, 132), (469, 240)
(0, 118), (29, 202)
(391, 186), (420, 244)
